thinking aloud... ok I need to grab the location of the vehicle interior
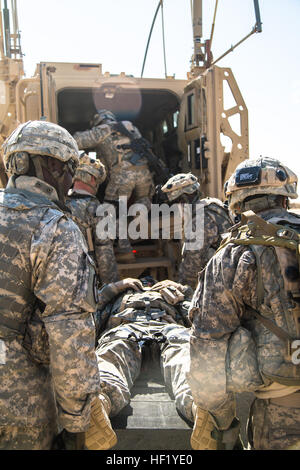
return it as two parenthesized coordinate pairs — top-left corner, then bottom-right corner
(56, 84), (183, 172)
(56, 84), (184, 280)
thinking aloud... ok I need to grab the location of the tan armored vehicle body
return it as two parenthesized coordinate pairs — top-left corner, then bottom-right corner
(1, 59), (248, 198)
(0, 4), (253, 280)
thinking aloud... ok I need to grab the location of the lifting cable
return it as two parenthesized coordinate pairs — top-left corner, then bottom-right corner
(141, 0), (167, 78)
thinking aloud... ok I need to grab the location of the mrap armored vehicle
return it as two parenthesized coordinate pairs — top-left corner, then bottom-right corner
(0, 0), (262, 449)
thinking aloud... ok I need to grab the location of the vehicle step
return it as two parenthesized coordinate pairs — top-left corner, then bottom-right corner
(110, 363), (193, 450)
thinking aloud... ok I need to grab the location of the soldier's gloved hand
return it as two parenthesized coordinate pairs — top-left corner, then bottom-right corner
(114, 278), (143, 293)
(151, 280), (186, 304)
(151, 280), (182, 291)
(52, 429), (86, 450)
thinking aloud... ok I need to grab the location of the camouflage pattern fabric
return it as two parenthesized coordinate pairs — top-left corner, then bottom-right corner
(3, 120), (80, 165)
(0, 422), (56, 450)
(94, 284), (194, 421)
(0, 176), (101, 450)
(178, 198), (232, 289)
(104, 160), (154, 206)
(73, 123), (154, 206)
(66, 190), (120, 284)
(73, 121), (144, 170)
(187, 207), (300, 449)
(247, 397), (300, 450)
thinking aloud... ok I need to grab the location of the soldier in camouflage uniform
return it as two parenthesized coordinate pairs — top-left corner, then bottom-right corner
(66, 152), (120, 285)
(188, 157), (300, 450)
(73, 110), (155, 260)
(84, 276), (195, 450)
(0, 121), (112, 450)
(161, 173), (232, 289)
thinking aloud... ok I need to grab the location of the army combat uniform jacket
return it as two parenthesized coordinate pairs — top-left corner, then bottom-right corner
(73, 122), (154, 206)
(66, 188), (119, 284)
(188, 208), (300, 450)
(0, 176), (101, 448)
(178, 197), (232, 289)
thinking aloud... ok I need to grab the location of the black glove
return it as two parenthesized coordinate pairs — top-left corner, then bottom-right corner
(52, 429), (86, 450)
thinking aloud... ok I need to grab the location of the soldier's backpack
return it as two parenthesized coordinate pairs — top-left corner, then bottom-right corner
(219, 210), (300, 387)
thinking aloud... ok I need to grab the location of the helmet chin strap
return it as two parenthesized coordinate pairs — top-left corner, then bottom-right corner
(240, 195), (285, 213)
(30, 155), (44, 180)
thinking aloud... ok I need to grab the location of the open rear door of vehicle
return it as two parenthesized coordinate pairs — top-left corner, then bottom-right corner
(177, 65), (249, 199)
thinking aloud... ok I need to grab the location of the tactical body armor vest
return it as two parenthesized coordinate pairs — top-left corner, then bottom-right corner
(182, 197), (231, 249)
(220, 209), (300, 389)
(100, 282), (191, 332)
(198, 197), (232, 228)
(197, 197), (229, 211)
(186, 197), (231, 228)
(0, 188), (65, 340)
(66, 194), (97, 254)
(111, 291), (179, 324)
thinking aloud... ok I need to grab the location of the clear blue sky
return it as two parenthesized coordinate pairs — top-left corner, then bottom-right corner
(16, 0), (300, 191)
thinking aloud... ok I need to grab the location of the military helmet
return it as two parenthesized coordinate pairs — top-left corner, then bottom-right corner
(225, 157), (298, 213)
(2, 120), (79, 176)
(74, 152), (106, 188)
(90, 109), (116, 127)
(161, 173), (200, 202)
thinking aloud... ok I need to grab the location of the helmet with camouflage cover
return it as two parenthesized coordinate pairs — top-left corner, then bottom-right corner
(161, 173), (200, 202)
(90, 109), (117, 128)
(74, 152), (106, 190)
(2, 120), (79, 177)
(225, 157), (298, 213)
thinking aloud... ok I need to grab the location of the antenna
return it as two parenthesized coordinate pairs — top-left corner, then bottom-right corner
(190, 0), (215, 76)
(191, 0), (204, 68)
(211, 0), (262, 66)
(190, 0), (262, 77)
(3, 0), (11, 57)
(161, 0), (167, 78)
(209, 0), (219, 53)
(141, 0), (168, 78)
(0, 0), (22, 59)
(0, 1), (5, 59)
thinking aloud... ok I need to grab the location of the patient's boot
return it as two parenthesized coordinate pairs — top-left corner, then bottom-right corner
(85, 392), (117, 450)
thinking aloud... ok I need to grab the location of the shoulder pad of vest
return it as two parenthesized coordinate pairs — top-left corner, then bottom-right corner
(217, 209), (300, 254)
(199, 197), (224, 207)
(197, 197), (226, 209)
(0, 188), (62, 212)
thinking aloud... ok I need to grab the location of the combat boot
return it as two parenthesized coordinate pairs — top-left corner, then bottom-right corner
(191, 403), (242, 450)
(190, 403), (218, 450)
(85, 392), (117, 450)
